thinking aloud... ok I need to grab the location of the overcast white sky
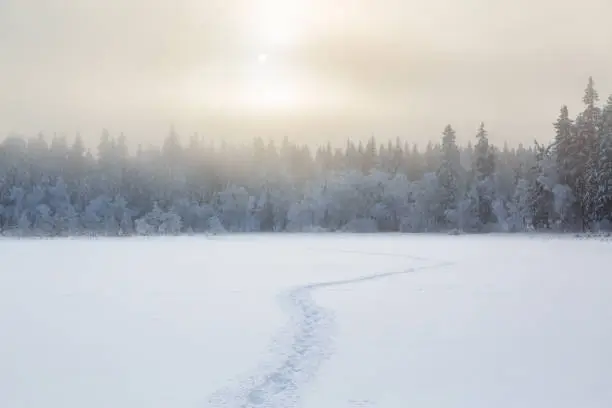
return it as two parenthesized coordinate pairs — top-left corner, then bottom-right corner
(1, 0), (611, 148)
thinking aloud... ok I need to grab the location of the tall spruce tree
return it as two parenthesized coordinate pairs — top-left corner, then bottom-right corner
(595, 95), (612, 223)
(575, 77), (601, 229)
(436, 125), (461, 227)
(473, 123), (497, 226)
(553, 105), (575, 186)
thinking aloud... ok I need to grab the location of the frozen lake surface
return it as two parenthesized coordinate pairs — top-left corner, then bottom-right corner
(1, 234), (611, 407)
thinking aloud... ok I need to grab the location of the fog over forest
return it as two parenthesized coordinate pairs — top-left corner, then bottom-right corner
(0, 77), (611, 235)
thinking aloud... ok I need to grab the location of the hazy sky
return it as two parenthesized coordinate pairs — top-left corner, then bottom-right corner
(1, 0), (612, 148)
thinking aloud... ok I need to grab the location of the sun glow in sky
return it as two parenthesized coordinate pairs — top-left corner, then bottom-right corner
(245, 54), (301, 112)
(1, 0), (612, 146)
(180, 0), (319, 115)
(236, 0), (312, 113)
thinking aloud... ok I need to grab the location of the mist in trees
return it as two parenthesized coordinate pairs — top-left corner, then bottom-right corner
(1, 78), (611, 236)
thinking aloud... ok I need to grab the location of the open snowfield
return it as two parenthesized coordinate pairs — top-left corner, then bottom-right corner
(1, 234), (611, 408)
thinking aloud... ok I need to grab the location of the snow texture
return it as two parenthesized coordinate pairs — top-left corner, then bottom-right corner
(1, 234), (611, 408)
(208, 255), (452, 408)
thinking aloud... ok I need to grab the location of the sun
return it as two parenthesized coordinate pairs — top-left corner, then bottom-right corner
(181, 0), (313, 114)
(258, 53), (268, 64)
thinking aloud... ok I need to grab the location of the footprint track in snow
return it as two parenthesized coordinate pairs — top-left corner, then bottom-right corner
(207, 258), (453, 408)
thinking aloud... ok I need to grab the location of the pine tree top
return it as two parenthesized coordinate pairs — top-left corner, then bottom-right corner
(583, 76), (599, 107)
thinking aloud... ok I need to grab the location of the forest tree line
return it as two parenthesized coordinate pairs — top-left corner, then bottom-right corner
(0, 77), (611, 235)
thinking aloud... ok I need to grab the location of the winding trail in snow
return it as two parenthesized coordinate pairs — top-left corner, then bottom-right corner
(207, 254), (453, 408)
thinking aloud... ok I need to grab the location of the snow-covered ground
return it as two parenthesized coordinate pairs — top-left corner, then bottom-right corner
(1, 234), (611, 408)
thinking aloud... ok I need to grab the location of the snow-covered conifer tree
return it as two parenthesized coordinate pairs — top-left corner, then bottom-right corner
(436, 125), (462, 228)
